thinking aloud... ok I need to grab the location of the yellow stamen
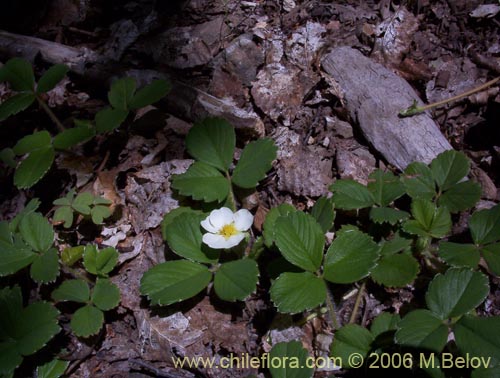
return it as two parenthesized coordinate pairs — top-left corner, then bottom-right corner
(219, 223), (238, 239)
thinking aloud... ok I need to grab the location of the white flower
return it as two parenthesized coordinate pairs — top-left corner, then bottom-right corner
(201, 207), (253, 249)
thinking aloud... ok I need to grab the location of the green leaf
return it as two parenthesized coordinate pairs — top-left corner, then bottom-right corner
(371, 253), (419, 287)
(108, 77), (136, 111)
(330, 179), (375, 210)
(330, 324), (374, 368)
(61, 246), (84, 266)
(214, 259), (258, 301)
(0, 148), (16, 168)
(310, 197), (335, 233)
(53, 125), (95, 150)
(369, 207), (409, 225)
(30, 248), (59, 283)
(438, 242), (480, 268)
(128, 79), (171, 110)
(91, 278), (120, 311)
(36, 359), (69, 378)
(90, 205), (111, 224)
(12, 130), (51, 155)
(185, 118), (235, 171)
(0, 92), (35, 121)
(36, 64), (69, 94)
(270, 271), (326, 314)
(269, 341), (313, 378)
(165, 212), (218, 263)
(438, 180), (481, 213)
(161, 207), (203, 240)
(171, 162), (229, 202)
(395, 310), (448, 352)
(263, 204), (296, 247)
(483, 243), (500, 276)
(53, 206), (73, 228)
(425, 268), (489, 319)
(0, 229), (36, 276)
(403, 199), (451, 238)
(70, 305), (104, 337)
(472, 367), (500, 378)
(19, 212), (54, 252)
(431, 150), (470, 191)
(232, 138), (277, 188)
(14, 145), (55, 188)
(1, 58), (35, 91)
(379, 233), (412, 257)
(9, 199), (40, 232)
(323, 228), (379, 284)
(0, 340), (22, 375)
(368, 170), (405, 206)
(370, 312), (401, 339)
(95, 107), (129, 133)
(402, 161), (436, 200)
(52, 279), (90, 303)
(454, 315), (500, 368)
(470, 205), (500, 245)
(140, 260), (212, 306)
(274, 211), (324, 272)
(83, 245), (118, 276)
(72, 192), (93, 214)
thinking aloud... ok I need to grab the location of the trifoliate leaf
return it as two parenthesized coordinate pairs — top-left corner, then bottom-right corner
(108, 77), (136, 111)
(185, 118), (235, 171)
(269, 341), (313, 378)
(165, 213), (218, 263)
(310, 197), (335, 233)
(395, 310), (448, 352)
(469, 205), (500, 245)
(330, 324), (374, 368)
(369, 207), (409, 225)
(12, 130), (51, 155)
(91, 278), (120, 311)
(371, 253), (419, 287)
(270, 271), (326, 314)
(36, 359), (69, 378)
(274, 211), (324, 272)
(171, 162), (229, 202)
(140, 260), (212, 306)
(368, 169), (405, 206)
(36, 64), (69, 94)
(14, 145), (55, 188)
(0, 92), (35, 121)
(431, 150), (470, 191)
(263, 204), (296, 247)
(95, 107), (128, 133)
(214, 259), (258, 301)
(232, 138), (277, 188)
(19, 212), (54, 253)
(402, 161), (436, 200)
(52, 279), (90, 303)
(482, 243), (500, 276)
(1, 58), (35, 91)
(0, 226), (36, 276)
(90, 205), (111, 224)
(53, 206), (73, 228)
(403, 199), (451, 238)
(379, 234), (412, 257)
(370, 312), (401, 339)
(438, 180), (481, 213)
(61, 246), (84, 266)
(161, 207), (203, 240)
(128, 79), (171, 110)
(330, 179), (375, 210)
(426, 268), (489, 319)
(438, 242), (480, 268)
(30, 248), (59, 284)
(70, 305), (103, 337)
(323, 228), (379, 284)
(53, 125), (95, 150)
(72, 192), (93, 215)
(83, 245), (118, 276)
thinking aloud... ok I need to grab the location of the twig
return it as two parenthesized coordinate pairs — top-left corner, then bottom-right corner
(349, 281), (366, 324)
(324, 286), (339, 330)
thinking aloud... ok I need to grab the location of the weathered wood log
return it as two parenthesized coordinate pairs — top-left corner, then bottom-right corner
(321, 46), (452, 170)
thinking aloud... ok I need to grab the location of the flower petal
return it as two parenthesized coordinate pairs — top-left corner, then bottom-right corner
(223, 233), (246, 249)
(234, 209), (253, 231)
(202, 233), (229, 249)
(208, 207), (234, 231)
(201, 216), (218, 233)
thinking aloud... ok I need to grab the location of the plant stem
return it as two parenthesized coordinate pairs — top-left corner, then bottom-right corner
(36, 95), (65, 132)
(349, 281), (366, 324)
(325, 286), (339, 330)
(225, 171), (237, 211)
(399, 76), (500, 117)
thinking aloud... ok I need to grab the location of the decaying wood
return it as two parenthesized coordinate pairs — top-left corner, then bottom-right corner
(0, 29), (264, 137)
(321, 46), (453, 170)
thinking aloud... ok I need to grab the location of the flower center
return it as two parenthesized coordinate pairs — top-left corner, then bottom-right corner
(218, 223), (238, 239)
